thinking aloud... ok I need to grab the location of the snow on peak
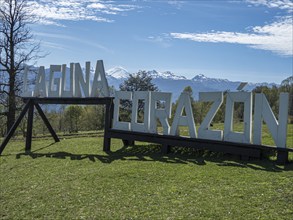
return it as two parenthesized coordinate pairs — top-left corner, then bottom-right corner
(106, 67), (187, 80)
(162, 71), (187, 80)
(192, 74), (208, 81)
(147, 70), (160, 78)
(192, 74), (228, 83)
(147, 70), (186, 80)
(106, 66), (129, 79)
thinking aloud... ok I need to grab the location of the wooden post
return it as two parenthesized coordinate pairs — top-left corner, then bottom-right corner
(34, 103), (60, 143)
(276, 150), (288, 165)
(122, 140), (135, 146)
(103, 99), (113, 152)
(0, 100), (31, 155)
(25, 101), (34, 152)
(162, 144), (171, 154)
(240, 155), (250, 161)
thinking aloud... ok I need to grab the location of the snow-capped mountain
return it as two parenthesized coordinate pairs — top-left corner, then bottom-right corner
(107, 66), (129, 79)
(106, 66), (277, 101)
(147, 70), (186, 80)
(192, 74), (228, 83)
(106, 67), (186, 80)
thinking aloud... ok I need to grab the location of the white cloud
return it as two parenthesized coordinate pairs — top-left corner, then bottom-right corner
(25, 0), (139, 26)
(41, 41), (69, 51)
(167, 1), (186, 9)
(35, 32), (112, 53)
(168, 0), (293, 56)
(246, 0), (293, 12)
(146, 34), (172, 48)
(171, 16), (292, 56)
(87, 2), (139, 15)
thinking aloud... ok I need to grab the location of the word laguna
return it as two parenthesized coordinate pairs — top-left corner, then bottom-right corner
(22, 60), (109, 97)
(113, 91), (289, 148)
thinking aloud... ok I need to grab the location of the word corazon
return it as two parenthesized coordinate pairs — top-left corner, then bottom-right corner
(113, 91), (289, 148)
(22, 60), (109, 97)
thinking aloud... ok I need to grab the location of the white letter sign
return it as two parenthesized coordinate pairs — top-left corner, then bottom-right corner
(113, 91), (132, 131)
(61, 64), (74, 97)
(131, 91), (150, 132)
(74, 62), (90, 97)
(91, 60), (110, 97)
(22, 66), (34, 97)
(48, 65), (62, 97)
(224, 92), (252, 143)
(171, 92), (197, 138)
(198, 92), (223, 141)
(34, 66), (47, 97)
(253, 93), (289, 148)
(149, 92), (172, 135)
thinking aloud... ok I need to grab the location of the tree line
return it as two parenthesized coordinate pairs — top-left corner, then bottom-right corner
(0, 104), (105, 137)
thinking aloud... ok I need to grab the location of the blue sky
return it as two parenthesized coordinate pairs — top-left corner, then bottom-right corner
(27, 0), (292, 83)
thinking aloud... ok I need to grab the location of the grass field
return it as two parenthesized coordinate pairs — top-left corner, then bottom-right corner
(0, 125), (293, 219)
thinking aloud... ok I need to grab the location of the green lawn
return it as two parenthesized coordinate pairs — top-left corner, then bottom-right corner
(0, 126), (293, 219)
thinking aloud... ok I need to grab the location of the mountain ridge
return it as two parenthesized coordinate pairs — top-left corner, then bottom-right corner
(105, 66), (277, 100)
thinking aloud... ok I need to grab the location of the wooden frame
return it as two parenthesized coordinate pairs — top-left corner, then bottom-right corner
(105, 129), (292, 165)
(0, 97), (114, 155)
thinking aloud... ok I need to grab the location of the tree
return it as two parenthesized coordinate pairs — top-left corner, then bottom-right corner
(280, 76), (293, 89)
(0, 0), (43, 132)
(64, 105), (83, 133)
(253, 85), (280, 116)
(183, 86), (193, 99)
(252, 79), (293, 123)
(119, 70), (158, 92)
(172, 86), (194, 120)
(119, 71), (158, 121)
(80, 105), (105, 131)
(0, 104), (6, 136)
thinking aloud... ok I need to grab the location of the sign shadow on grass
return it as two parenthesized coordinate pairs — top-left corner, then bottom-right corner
(15, 143), (292, 172)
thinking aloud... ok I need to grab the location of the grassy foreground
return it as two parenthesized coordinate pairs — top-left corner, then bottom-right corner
(0, 128), (293, 219)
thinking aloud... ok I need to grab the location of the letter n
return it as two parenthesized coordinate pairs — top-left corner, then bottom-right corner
(253, 93), (289, 148)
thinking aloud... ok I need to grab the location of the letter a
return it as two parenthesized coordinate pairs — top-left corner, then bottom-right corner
(170, 92), (197, 138)
(91, 60), (109, 97)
